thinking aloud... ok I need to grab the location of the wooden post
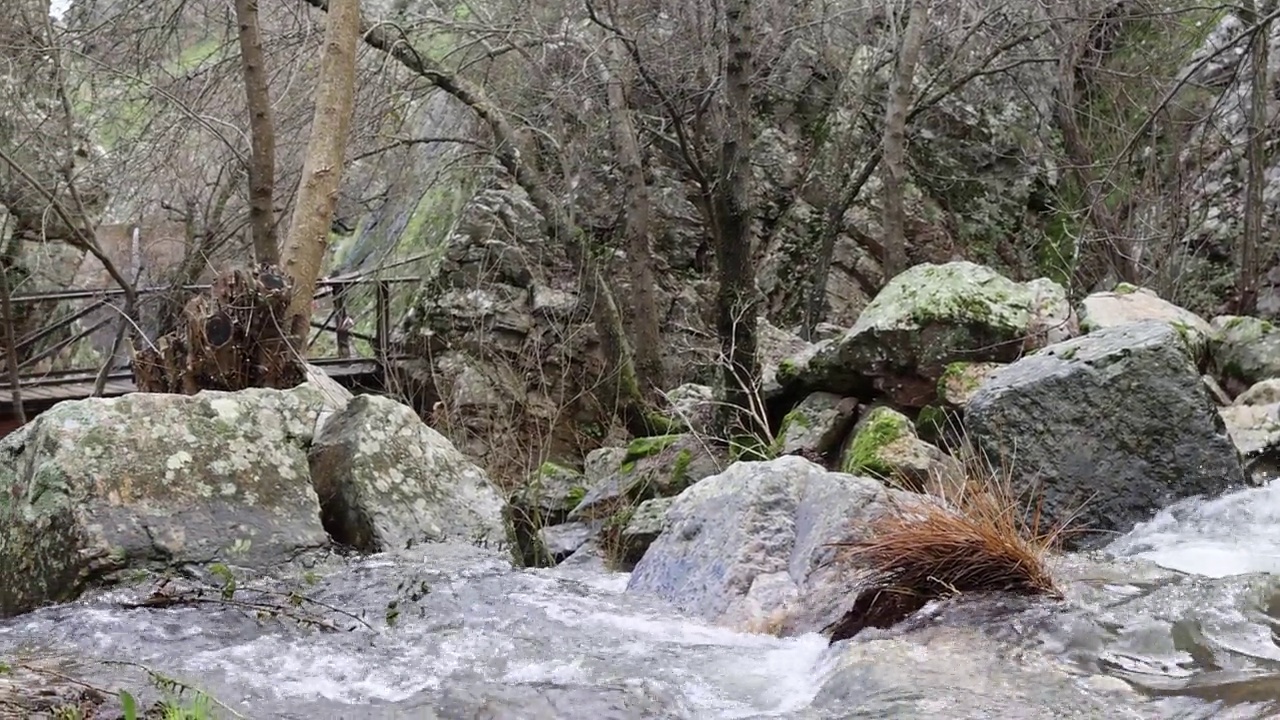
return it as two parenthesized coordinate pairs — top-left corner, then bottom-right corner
(334, 288), (351, 358)
(375, 280), (390, 362)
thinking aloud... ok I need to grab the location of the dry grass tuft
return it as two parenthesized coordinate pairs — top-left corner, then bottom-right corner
(823, 435), (1083, 644)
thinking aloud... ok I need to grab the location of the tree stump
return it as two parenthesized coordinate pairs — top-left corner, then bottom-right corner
(132, 264), (304, 393)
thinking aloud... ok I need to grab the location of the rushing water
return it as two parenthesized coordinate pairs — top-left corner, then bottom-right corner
(6, 484), (1280, 718)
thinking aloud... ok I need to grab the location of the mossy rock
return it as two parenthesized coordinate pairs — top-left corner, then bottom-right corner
(1079, 285), (1213, 364)
(773, 392), (859, 459)
(615, 496), (677, 568)
(1210, 315), (1280, 392)
(568, 434), (726, 522)
(784, 262), (1074, 408)
(839, 406), (957, 492)
(507, 461), (590, 567)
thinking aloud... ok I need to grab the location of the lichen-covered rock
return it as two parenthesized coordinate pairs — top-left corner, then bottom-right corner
(0, 386), (338, 617)
(964, 321), (1246, 543)
(1218, 403), (1280, 464)
(783, 262), (1075, 408)
(627, 456), (900, 634)
(839, 406), (958, 492)
(773, 392), (859, 459)
(507, 462), (590, 566)
(663, 383), (715, 434)
(936, 361), (1006, 408)
(568, 434), (726, 521)
(758, 318), (814, 397)
(309, 394), (507, 554)
(1209, 315), (1280, 393)
(1079, 285), (1213, 362)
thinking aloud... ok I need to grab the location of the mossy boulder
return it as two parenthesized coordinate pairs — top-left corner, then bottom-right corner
(309, 394), (507, 554)
(773, 392), (860, 459)
(1209, 315), (1280, 393)
(781, 262), (1075, 408)
(838, 406), (958, 492)
(568, 434), (726, 521)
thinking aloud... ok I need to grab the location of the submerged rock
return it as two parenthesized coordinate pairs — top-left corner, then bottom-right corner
(309, 394), (508, 553)
(781, 262), (1076, 408)
(964, 321), (1246, 543)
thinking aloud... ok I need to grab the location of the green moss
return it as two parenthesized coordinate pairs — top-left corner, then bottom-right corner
(1114, 282), (1141, 295)
(620, 435), (681, 470)
(936, 361), (982, 399)
(915, 405), (947, 440)
(670, 449), (694, 489)
(565, 484), (588, 508)
(777, 357), (800, 384)
(842, 407), (909, 478)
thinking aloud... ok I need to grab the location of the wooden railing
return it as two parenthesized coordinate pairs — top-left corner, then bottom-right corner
(1, 274), (420, 412)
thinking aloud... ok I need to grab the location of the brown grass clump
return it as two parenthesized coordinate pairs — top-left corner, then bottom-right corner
(823, 438), (1081, 644)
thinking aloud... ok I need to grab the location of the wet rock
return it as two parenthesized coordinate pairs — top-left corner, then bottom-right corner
(1210, 315), (1280, 394)
(1079, 285), (1213, 363)
(964, 321), (1246, 543)
(309, 394), (508, 554)
(507, 462), (590, 566)
(0, 385), (338, 617)
(773, 392), (859, 459)
(537, 522), (600, 563)
(838, 406), (959, 493)
(781, 262), (1076, 408)
(627, 455), (901, 634)
(568, 434), (726, 522)
(617, 496), (676, 566)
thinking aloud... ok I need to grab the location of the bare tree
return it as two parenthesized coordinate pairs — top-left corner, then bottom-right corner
(234, 0), (281, 266)
(1237, 0), (1273, 314)
(881, 0), (931, 279)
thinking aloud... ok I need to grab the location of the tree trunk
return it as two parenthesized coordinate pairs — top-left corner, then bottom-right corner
(1238, 0), (1271, 314)
(603, 37), (665, 399)
(880, 0), (930, 280)
(0, 251), (26, 425)
(299, 0), (663, 433)
(280, 0), (361, 342)
(712, 0), (760, 440)
(234, 0), (280, 266)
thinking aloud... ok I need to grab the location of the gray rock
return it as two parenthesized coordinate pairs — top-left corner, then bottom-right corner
(568, 434), (726, 521)
(1210, 315), (1280, 393)
(936, 361), (1006, 408)
(309, 394), (508, 554)
(782, 262), (1076, 408)
(773, 391), (859, 458)
(758, 318), (814, 397)
(1079, 284), (1213, 362)
(627, 456), (900, 634)
(964, 321), (1246, 543)
(1235, 378), (1280, 406)
(537, 522), (601, 563)
(583, 446), (627, 487)
(0, 385), (337, 617)
(1218, 403), (1280, 461)
(617, 496), (676, 566)
(663, 383), (715, 434)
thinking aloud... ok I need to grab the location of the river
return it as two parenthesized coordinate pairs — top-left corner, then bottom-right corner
(4, 482), (1280, 718)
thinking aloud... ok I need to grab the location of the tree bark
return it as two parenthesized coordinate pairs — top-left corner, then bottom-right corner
(1238, 0), (1271, 314)
(234, 0), (281, 266)
(280, 0), (361, 342)
(0, 252), (26, 425)
(712, 0), (760, 439)
(880, 0), (930, 280)
(602, 37), (665, 399)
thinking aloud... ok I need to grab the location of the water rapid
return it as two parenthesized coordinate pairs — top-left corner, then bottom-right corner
(6, 483), (1280, 718)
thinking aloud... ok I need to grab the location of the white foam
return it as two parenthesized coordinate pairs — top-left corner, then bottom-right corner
(1107, 483), (1280, 577)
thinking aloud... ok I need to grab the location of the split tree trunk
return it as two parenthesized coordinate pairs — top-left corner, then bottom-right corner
(234, 0), (280, 266)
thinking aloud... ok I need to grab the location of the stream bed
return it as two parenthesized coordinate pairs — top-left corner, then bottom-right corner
(6, 483), (1280, 718)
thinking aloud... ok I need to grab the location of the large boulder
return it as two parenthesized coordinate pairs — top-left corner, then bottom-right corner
(779, 262), (1076, 408)
(964, 321), (1246, 543)
(1079, 284), (1213, 357)
(626, 456), (900, 634)
(0, 386), (337, 617)
(309, 394), (507, 553)
(0, 382), (509, 617)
